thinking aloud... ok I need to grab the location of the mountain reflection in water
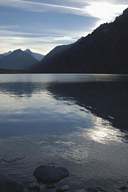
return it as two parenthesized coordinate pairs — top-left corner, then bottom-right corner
(0, 75), (127, 141)
(48, 81), (128, 135)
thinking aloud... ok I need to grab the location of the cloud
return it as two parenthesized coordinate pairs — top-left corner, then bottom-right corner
(0, 0), (89, 16)
(0, 0), (127, 22)
(91, 0), (128, 4)
(0, 0), (127, 54)
(85, 1), (127, 26)
(0, 25), (89, 54)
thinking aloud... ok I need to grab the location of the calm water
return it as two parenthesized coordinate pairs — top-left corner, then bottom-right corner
(0, 74), (128, 186)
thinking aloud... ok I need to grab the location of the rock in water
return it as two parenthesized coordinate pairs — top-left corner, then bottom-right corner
(33, 166), (69, 185)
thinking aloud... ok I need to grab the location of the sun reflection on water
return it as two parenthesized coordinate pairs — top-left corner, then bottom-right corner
(84, 116), (125, 144)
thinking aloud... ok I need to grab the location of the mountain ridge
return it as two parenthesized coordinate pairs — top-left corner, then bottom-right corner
(33, 8), (128, 74)
(0, 49), (44, 72)
(0, 49), (38, 71)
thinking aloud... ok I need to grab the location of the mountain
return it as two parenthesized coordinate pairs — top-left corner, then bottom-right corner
(34, 8), (128, 74)
(0, 51), (12, 59)
(0, 49), (39, 72)
(25, 49), (44, 61)
(0, 54), (3, 60)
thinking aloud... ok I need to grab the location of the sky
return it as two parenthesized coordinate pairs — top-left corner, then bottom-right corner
(0, 0), (128, 55)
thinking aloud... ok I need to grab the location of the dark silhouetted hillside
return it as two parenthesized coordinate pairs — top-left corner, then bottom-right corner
(34, 8), (128, 74)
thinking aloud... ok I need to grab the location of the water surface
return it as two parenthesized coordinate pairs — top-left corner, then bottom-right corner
(0, 74), (128, 187)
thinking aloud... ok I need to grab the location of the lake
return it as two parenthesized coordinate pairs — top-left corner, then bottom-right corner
(0, 74), (128, 189)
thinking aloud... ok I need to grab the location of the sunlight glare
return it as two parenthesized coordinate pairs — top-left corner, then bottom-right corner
(86, 1), (127, 23)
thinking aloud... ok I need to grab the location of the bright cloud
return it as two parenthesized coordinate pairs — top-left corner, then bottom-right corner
(85, 1), (127, 24)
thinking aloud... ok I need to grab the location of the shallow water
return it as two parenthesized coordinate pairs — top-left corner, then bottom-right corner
(0, 74), (128, 186)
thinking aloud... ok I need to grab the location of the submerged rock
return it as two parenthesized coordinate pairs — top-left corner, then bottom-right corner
(33, 166), (69, 185)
